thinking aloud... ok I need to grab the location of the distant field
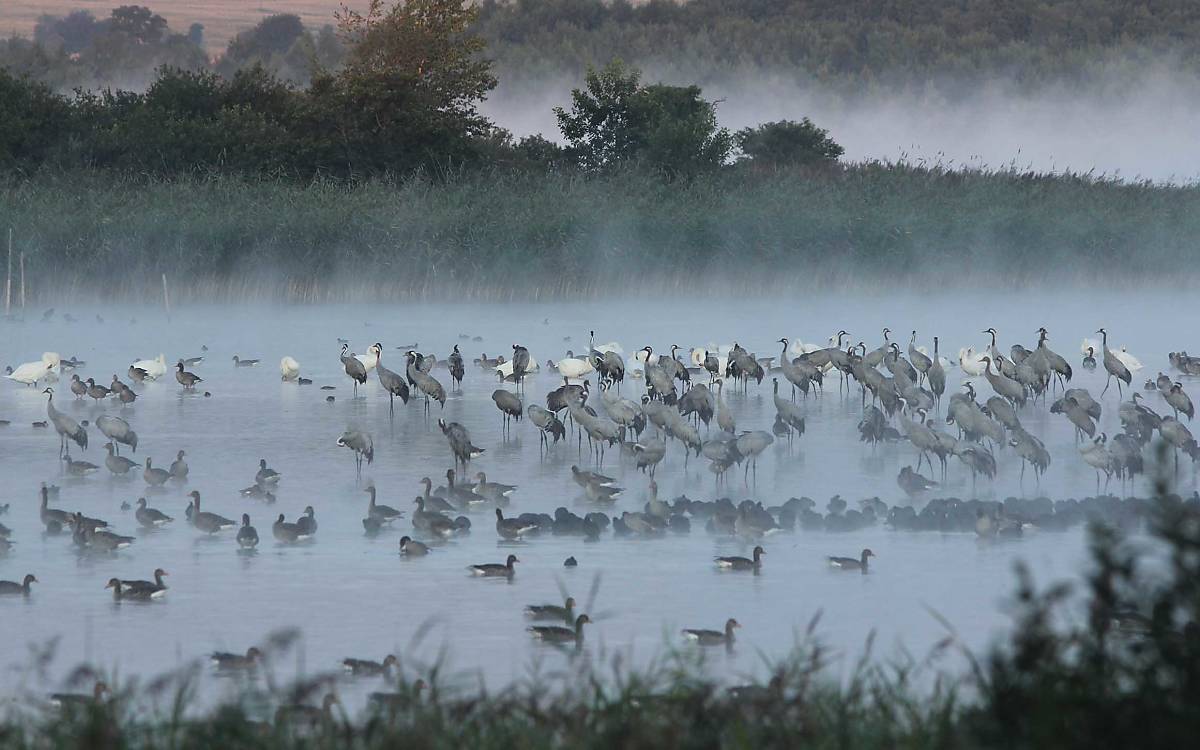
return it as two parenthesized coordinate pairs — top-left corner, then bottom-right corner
(0, 1), (359, 55)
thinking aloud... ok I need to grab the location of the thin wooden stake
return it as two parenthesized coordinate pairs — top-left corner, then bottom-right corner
(162, 273), (171, 321)
(4, 228), (11, 317)
(19, 252), (25, 311)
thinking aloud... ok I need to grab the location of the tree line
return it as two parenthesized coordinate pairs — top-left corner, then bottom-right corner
(0, 1), (842, 180)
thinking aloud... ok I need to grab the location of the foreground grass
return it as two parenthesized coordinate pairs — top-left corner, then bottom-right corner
(2, 477), (1198, 749)
(1, 163), (1198, 301)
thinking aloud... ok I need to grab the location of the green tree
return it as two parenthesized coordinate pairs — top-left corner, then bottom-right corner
(554, 60), (731, 175)
(108, 6), (168, 44)
(735, 118), (844, 167)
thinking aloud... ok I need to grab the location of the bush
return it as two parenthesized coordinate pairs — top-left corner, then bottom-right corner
(736, 119), (844, 167)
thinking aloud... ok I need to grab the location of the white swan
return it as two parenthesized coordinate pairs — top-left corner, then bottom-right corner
(5, 352), (59, 386)
(1080, 338), (1100, 356)
(132, 354), (167, 380)
(958, 347), (987, 377)
(555, 356), (593, 380)
(915, 345), (954, 370)
(354, 347), (379, 373)
(280, 356), (301, 381)
(1115, 346), (1143, 372)
(496, 355), (540, 379)
(592, 341), (623, 355)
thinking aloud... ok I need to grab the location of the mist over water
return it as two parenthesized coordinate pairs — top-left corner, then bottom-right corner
(485, 67), (1200, 181)
(0, 289), (1189, 708)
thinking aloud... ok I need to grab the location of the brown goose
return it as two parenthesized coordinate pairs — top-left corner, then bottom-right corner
(84, 522), (134, 552)
(175, 361), (202, 389)
(366, 485), (403, 523)
(468, 554), (518, 577)
(169, 450), (189, 479)
(342, 654), (399, 677)
(275, 693), (339, 728)
(682, 618), (740, 645)
(295, 506), (318, 536)
(715, 546), (765, 571)
(63, 454), (100, 477)
(105, 443), (138, 475)
(185, 491), (236, 534)
(828, 548), (875, 571)
(50, 681), (108, 709)
(106, 577), (160, 601)
(120, 568), (168, 597)
(399, 536), (429, 556)
(495, 508), (537, 540)
(528, 613), (590, 644)
(0, 574), (37, 596)
(40, 486), (71, 529)
(524, 597), (576, 623)
(211, 647), (262, 670)
(237, 514), (259, 548)
(135, 498), (173, 528)
(143, 458), (170, 487)
(272, 513), (309, 543)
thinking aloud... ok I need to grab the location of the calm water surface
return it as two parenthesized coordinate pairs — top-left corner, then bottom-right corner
(0, 291), (1190, 710)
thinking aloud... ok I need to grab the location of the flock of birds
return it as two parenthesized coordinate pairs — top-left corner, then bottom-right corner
(2, 319), (1199, 715)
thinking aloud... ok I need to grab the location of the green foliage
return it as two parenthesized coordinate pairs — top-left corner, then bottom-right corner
(0, 70), (74, 168)
(555, 61), (731, 175)
(736, 119), (844, 167)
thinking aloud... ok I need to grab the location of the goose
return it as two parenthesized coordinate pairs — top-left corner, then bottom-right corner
(107, 578), (152, 601)
(525, 597), (576, 622)
(272, 513), (310, 543)
(45, 388), (87, 455)
(232, 355), (259, 367)
(1097, 329), (1132, 396)
(280, 356), (301, 381)
(472, 472), (516, 503)
(237, 514), (259, 548)
(441, 468), (484, 510)
(399, 536), (429, 556)
(366, 485), (403, 523)
(109, 374), (130, 396)
(495, 508), (538, 540)
(96, 415), (136, 454)
(528, 613), (591, 644)
(897, 466), (937, 496)
(6, 353), (57, 386)
(828, 548), (875, 571)
(0, 574), (37, 596)
(239, 483), (276, 502)
(83, 522), (134, 551)
(373, 345), (410, 410)
(40, 486), (71, 529)
(143, 458), (170, 486)
(342, 655), (399, 677)
(120, 568), (168, 598)
(135, 498), (173, 528)
(210, 648), (262, 670)
(682, 618), (740, 645)
(296, 506), (318, 536)
(175, 361), (202, 389)
(715, 545), (765, 571)
(49, 681), (108, 709)
(1082, 347), (1097, 371)
(104, 443), (138, 475)
(169, 450), (189, 479)
(84, 378), (110, 401)
(468, 554), (518, 577)
(63, 454), (100, 476)
(418, 478), (457, 512)
(341, 344), (367, 396)
(185, 492), (236, 534)
(132, 354), (167, 380)
(69, 374), (87, 399)
(275, 693), (340, 730)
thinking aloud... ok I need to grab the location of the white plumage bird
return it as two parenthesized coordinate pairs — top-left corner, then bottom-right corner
(132, 354), (167, 380)
(6, 352), (59, 386)
(280, 356), (301, 381)
(555, 357), (593, 380)
(958, 347), (988, 377)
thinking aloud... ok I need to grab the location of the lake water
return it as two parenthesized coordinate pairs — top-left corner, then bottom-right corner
(0, 291), (1191, 712)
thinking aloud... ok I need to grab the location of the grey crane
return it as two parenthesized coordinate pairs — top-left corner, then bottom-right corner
(1079, 433), (1114, 493)
(511, 344), (531, 389)
(632, 431), (667, 476)
(336, 429), (374, 476)
(448, 345), (465, 390)
(735, 430), (773, 481)
(777, 339), (813, 399)
(1009, 426), (1050, 484)
(908, 331), (932, 384)
(407, 352), (446, 413)
(340, 343), (367, 397)
(771, 378), (805, 439)
(1165, 382), (1194, 421)
(715, 379), (736, 434)
(1159, 417), (1195, 472)
(1036, 328), (1072, 389)
(527, 404), (565, 452)
(600, 387), (643, 440)
(1097, 328), (1131, 396)
(96, 415), (137, 454)
(175, 361), (202, 390)
(373, 344), (410, 412)
(439, 418), (484, 467)
(863, 329), (891, 368)
(492, 388), (523, 435)
(677, 383), (714, 426)
(980, 356), (1026, 408)
(44, 388), (87, 456)
(927, 337), (946, 408)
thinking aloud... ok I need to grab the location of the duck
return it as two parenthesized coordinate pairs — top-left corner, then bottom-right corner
(169, 450), (189, 479)
(715, 545), (765, 571)
(237, 514), (259, 548)
(528, 614), (590, 644)
(185, 492), (236, 534)
(0, 574), (37, 596)
(524, 597), (576, 623)
(135, 498), (173, 528)
(342, 655), (399, 677)
(399, 536), (429, 556)
(828, 548), (875, 571)
(682, 618), (740, 645)
(143, 458), (170, 486)
(210, 647), (262, 670)
(468, 554), (518, 577)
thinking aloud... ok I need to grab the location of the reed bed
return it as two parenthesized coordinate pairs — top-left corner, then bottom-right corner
(2, 163), (1198, 303)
